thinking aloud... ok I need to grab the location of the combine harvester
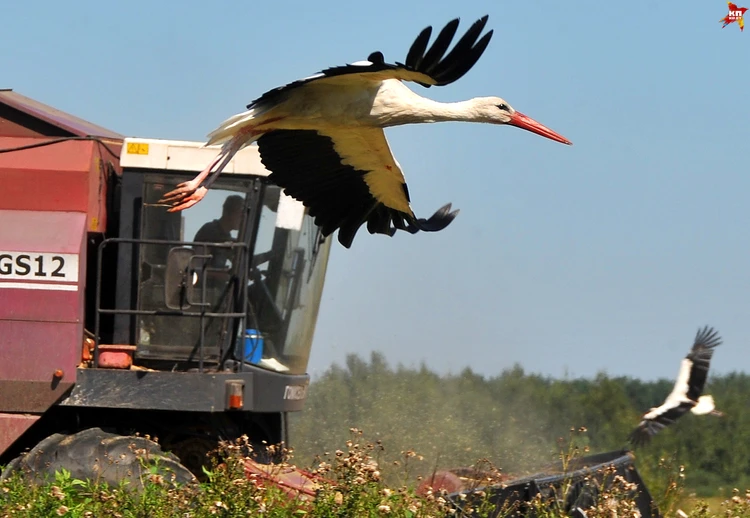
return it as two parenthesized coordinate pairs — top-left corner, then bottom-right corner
(0, 89), (331, 485)
(0, 90), (657, 516)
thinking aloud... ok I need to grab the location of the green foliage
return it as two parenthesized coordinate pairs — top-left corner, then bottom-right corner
(0, 433), (474, 517)
(291, 352), (749, 497)
(2, 427), (748, 518)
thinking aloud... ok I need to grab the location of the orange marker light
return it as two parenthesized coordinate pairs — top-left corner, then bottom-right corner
(226, 380), (244, 410)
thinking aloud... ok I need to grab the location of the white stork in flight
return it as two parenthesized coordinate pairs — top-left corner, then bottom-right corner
(629, 326), (724, 447)
(160, 15), (572, 248)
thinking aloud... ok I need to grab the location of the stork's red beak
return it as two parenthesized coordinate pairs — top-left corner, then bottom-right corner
(509, 112), (572, 145)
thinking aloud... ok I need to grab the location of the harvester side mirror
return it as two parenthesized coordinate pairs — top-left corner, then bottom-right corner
(164, 247), (197, 310)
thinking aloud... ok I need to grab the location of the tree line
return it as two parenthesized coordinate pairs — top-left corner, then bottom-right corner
(290, 352), (750, 497)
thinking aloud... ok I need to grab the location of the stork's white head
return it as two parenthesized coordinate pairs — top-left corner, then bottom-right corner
(472, 97), (572, 145)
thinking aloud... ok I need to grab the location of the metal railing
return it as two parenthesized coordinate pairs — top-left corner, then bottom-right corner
(94, 237), (249, 373)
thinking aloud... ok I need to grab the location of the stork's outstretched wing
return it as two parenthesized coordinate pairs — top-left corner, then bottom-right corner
(629, 402), (693, 447)
(685, 326), (722, 401)
(256, 128), (458, 248)
(248, 16), (493, 110)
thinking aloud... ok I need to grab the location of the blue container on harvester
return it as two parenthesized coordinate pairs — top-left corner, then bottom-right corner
(243, 329), (264, 364)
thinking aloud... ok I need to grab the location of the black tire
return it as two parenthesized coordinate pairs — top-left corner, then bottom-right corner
(0, 427), (196, 490)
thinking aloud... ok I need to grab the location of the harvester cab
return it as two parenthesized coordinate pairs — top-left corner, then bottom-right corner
(0, 92), (331, 484)
(107, 138), (330, 382)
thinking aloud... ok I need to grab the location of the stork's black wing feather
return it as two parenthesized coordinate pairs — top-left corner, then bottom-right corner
(247, 16), (493, 109)
(256, 130), (458, 248)
(685, 326), (722, 401)
(405, 26), (433, 70)
(628, 402), (693, 447)
(417, 19), (460, 77)
(417, 16), (491, 86)
(432, 31), (493, 86)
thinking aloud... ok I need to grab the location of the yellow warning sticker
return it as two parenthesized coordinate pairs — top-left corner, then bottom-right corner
(126, 142), (149, 155)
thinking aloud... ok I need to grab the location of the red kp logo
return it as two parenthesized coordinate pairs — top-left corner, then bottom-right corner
(720, 2), (748, 31)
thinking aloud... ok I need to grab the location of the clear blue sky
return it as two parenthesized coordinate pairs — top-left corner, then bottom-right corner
(4, 0), (749, 382)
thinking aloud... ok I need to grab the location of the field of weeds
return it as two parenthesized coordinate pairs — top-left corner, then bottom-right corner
(1, 428), (749, 518)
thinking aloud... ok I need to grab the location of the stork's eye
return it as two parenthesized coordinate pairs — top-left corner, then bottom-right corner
(497, 103), (509, 111)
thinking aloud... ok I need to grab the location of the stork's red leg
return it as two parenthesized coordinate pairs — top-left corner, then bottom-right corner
(158, 154), (223, 210)
(165, 186), (209, 212)
(158, 129), (257, 211)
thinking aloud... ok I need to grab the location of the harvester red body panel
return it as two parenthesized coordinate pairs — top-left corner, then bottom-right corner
(0, 91), (123, 454)
(0, 137), (115, 232)
(0, 89), (123, 140)
(0, 211), (87, 451)
(0, 211), (86, 397)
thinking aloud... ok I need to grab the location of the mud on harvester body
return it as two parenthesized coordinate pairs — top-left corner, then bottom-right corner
(0, 90), (332, 483)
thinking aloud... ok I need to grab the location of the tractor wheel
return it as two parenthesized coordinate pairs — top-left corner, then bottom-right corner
(0, 427), (196, 489)
(168, 436), (219, 481)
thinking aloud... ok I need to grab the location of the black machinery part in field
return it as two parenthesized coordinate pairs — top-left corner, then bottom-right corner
(0, 427), (196, 490)
(450, 450), (658, 518)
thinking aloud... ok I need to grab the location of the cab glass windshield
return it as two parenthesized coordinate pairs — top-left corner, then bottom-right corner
(135, 177), (331, 376)
(244, 185), (331, 375)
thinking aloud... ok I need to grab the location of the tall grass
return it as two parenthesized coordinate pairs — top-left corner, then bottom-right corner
(1, 429), (748, 517)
